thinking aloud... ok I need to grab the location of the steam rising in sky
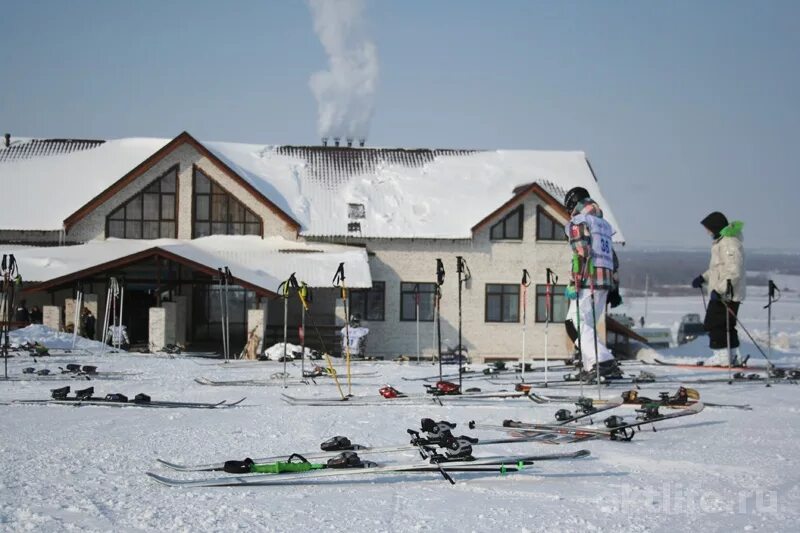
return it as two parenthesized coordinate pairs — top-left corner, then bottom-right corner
(307, 0), (379, 142)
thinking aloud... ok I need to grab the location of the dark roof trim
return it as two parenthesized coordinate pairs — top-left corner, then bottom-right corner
(63, 131), (301, 233)
(22, 246), (276, 297)
(471, 183), (568, 234)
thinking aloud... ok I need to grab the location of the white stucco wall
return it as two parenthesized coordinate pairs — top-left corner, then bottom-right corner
(352, 195), (580, 361)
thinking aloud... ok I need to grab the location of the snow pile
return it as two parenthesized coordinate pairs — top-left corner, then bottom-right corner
(8, 324), (120, 352)
(262, 342), (318, 361)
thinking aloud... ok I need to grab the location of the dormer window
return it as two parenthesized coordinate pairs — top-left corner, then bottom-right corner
(348, 203), (366, 219)
(490, 205), (523, 240)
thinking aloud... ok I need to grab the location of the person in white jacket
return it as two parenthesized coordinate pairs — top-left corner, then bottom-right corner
(691, 211), (746, 366)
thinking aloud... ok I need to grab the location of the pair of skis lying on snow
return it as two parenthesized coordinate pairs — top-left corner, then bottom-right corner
(149, 418), (595, 487)
(6, 385), (245, 409)
(150, 400), (705, 487)
(281, 384), (750, 410)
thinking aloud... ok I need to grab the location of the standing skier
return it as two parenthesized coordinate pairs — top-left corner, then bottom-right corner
(563, 186), (622, 379)
(691, 211), (745, 366)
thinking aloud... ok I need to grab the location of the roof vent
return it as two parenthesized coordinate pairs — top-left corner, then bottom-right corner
(358, 138), (365, 147)
(334, 137), (341, 147)
(3, 133), (9, 148)
(346, 137), (353, 148)
(322, 137), (328, 147)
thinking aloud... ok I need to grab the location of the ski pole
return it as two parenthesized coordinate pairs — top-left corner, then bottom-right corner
(333, 263), (352, 396)
(572, 256), (584, 398)
(299, 282), (308, 380)
(520, 269), (530, 383)
(725, 280), (733, 383)
(294, 275), (345, 400)
(722, 289), (776, 370)
(764, 280), (780, 363)
(543, 268), (557, 386)
(456, 256), (470, 391)
(435, 259), (445, 383)
(224, 267), (232, 362)
(278, 275), (294, 388)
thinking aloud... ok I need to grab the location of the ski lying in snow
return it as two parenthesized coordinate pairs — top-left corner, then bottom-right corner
(547, 397), (624, 424)
(280, 389), (528, 406)
(470, 402), (705, 441)
(652, 357), (757, 370)
(147, 450), (591, 487)
(194, 377), (313, 387)
(529, 389), (750, 410)
(155, 424), (586, 472)
(8, 386), (246, 409)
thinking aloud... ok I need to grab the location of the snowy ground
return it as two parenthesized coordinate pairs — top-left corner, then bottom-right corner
(2, 302), (799, 531)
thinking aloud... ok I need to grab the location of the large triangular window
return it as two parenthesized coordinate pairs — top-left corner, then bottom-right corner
(192, 167), (262, 237)
(106, 166), (177, 239)
(490, 206), (523, 240)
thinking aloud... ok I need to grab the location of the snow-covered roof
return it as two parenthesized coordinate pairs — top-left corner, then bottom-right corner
(9, 235), (372, 293)
(0, 134), (625, 242)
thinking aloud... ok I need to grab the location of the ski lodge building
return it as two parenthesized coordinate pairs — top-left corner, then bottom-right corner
(0, 131), (633, 361)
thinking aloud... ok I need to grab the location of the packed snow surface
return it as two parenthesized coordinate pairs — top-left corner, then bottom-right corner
(1, 291), (798, 531)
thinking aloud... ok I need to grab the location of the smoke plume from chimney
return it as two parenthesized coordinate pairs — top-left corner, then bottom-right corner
(308, 0), (378, 144)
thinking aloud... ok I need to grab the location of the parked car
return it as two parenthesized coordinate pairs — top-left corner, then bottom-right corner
(677, 313), (706, 345)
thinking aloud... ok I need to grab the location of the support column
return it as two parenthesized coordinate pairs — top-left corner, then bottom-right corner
(148, 302), (177, 352)
(42, 305), (63, 331)
(245, 303), (268, 359)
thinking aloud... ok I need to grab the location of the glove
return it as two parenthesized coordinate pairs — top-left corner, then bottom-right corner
(564, 285), (578, 300)
(691, 275), (705, 289)
(607, 288), (622, 309)
(709, 290), (720, 302)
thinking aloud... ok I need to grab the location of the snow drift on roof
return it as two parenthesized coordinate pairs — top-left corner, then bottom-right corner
(9, 236), (371, 292)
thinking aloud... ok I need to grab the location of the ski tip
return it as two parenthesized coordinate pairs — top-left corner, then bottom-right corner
(145, 472), (176, 486)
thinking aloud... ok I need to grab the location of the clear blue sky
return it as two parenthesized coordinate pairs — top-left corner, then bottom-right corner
(2, 0), (798, 251)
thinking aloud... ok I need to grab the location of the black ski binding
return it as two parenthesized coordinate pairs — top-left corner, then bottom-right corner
(554, 409), (573, 422)
(134, 393), (151, 404)
(22, 367), (35, 374)
(224, 458), (255, 474)
(636, 403), (661, 421)
(420, 418), (456, 435)
(82, 365), (98, 375)
(104, 393), (128, 403)
(51, 386), (70, 400)
(320, 436), (354, 451)
(326, 451), (364, 469)
(575, 397), (596, 414)
(604, 415), (625, 429)
(65, 363), (81, 373)
(37, 369), (51, 376)
(75, 387), (94, 400)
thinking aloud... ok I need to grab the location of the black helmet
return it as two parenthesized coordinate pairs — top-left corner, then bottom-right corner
(564, 187), (590, 214)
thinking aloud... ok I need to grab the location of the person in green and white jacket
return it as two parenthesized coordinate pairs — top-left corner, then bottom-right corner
(691, 211), (746, 366)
